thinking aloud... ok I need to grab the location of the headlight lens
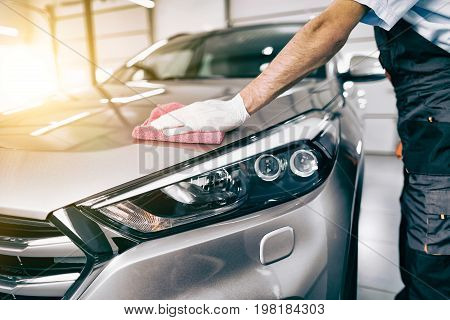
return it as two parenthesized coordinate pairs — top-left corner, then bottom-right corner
(254, 154), (286, 181)
(78, 112), (338, 239)
(290, 149), (319, 177)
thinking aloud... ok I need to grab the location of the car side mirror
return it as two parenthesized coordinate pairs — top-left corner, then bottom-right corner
(340, 55), (386, 82)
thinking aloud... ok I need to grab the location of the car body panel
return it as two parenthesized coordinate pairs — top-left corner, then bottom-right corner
(0, 79), (338, 220)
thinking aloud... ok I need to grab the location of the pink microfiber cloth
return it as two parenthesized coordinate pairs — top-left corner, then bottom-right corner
(132, 102), (225, 144)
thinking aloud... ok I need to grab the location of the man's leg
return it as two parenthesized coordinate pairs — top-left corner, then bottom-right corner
(395, 170), (410, 300)
(404, 247), (450, 299)
(374, 19), (450, 300)
(400, 173), (450, 299)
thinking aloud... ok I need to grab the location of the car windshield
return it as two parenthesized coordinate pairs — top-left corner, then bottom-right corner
(110, 25), (326, 82)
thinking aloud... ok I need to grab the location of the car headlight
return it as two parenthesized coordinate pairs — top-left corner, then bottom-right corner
(77, 111), (338, 239)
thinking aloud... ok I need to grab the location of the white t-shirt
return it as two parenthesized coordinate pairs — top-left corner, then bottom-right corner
(355, 0), (450, 52)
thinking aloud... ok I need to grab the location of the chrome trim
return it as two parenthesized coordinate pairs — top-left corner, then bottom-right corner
(84, 114), (333, 209)
(0, 236), (83, 257)
(0, 273), (79, 297)
(0, 215), (54, 228)
(0, 216), (87, 299)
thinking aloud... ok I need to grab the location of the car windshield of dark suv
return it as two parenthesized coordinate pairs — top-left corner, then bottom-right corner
(111, 25), (325, 82)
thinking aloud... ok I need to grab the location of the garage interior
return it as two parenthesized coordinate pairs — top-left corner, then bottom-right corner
(0, 0), (404, 299)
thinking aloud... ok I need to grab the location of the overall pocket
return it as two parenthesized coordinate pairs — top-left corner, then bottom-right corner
(425, 190), (450, 255)
(401, 120), (450, 175)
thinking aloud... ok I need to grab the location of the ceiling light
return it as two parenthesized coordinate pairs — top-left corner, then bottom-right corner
(2, 101), (43, 115)
(110, 88), (165, 104)
(0, 26), (19, 37)
(262, 46), (274, 56)
(126, 39), (168, 68)
(30, 112), (91, 137)
(259, 62), (269, 72)
(125, 81), (165, 89)
(128, 0), (155, 9)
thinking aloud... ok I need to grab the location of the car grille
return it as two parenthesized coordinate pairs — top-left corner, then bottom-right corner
(0, 216), (85, 300)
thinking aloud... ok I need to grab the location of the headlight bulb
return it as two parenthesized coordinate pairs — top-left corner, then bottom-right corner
(289, 149), (319, 177)
(254, 154), (285, 181)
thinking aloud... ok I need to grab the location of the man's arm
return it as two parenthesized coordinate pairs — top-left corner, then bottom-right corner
(241, 0), (368, 113)
(150, 0), (369, 135)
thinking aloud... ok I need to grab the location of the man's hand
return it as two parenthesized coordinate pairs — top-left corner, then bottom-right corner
(149, 94), (249, 136)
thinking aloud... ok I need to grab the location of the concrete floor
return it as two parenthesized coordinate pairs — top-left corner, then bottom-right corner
(357, 155), (405, 299)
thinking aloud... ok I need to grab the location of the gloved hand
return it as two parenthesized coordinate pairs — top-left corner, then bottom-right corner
(149, 94), (250, 136)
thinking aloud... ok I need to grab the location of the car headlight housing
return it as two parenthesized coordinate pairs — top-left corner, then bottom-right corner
(78, 111), (338, 239)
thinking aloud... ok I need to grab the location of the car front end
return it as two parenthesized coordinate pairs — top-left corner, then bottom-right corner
(0, 23), (366, 300)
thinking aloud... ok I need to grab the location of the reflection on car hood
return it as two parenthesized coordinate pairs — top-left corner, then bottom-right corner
(0, 79), (337, 220)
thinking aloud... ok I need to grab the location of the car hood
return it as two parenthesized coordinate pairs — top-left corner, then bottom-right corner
(0, 79), (337, 220)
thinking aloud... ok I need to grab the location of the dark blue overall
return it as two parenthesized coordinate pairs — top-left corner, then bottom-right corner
(375, 20), (450, 299)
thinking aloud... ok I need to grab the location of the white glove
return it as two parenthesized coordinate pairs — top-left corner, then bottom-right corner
(149, 94), (250, 136)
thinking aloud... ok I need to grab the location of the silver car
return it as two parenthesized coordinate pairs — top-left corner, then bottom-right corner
(0, 24), (384, 300)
